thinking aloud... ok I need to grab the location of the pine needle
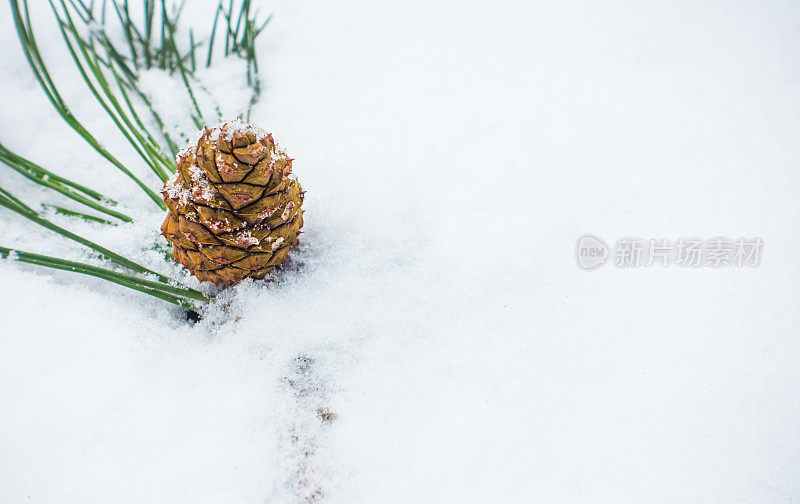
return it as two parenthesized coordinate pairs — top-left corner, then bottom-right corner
(41, 204), (116, 225)
(9, 0), (166, 210)
(0, 141), (131, 223)
(0, 186), (203, 300)
(0, 246), (207, 309)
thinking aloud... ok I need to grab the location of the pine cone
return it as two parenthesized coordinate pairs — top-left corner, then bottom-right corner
(161, 120), (304, 286)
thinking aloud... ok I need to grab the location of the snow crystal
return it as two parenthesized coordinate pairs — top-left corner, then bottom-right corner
(176, 129), (203, 163)
(209, 127), (221, 143)
(164, 171), (190, 206)
(271, 146), (286, 163)
(217, 118), (269, 142)
(257, 207), (277, 220)
(181, 119), (276, 163)
(235, 230), (260, 247)
(188, 165), (215, 202)
(281, 201), (295, 220)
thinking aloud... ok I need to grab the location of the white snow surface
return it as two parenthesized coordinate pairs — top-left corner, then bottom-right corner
(2, 0), (800, 502)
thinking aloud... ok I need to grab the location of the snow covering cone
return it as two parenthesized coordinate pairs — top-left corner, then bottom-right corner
(161, 119), (304, 286)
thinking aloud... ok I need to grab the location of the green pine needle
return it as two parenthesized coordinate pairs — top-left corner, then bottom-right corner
(9, 0), (166, 210)
(0, 185), (203, 301)
(0, 141), (132, 222)
(41, 204), (116, 225)
(4, 0), (275, 311)
(0, 245), (207, 309)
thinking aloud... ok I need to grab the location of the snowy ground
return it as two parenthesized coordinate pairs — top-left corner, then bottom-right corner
(2, 0), (800, 502)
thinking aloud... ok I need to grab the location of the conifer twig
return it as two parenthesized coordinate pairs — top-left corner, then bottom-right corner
(50, 0), (172, 182)
(0, 246), (206, 309)
(0, 186), (203, 300)
(9, 0), (166, 210)
(0, 141), (132, 223)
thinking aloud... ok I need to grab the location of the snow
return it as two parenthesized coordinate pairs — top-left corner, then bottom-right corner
(235, 229), (261, 248)
(164, 169), (190, 205)
(216, 118), (270, 143)
(2, 0), (800, 503)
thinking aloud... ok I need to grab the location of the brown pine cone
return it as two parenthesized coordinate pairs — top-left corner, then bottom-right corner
(161, 120), (305, 286)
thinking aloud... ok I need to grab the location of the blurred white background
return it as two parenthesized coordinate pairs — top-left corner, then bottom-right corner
(1, 0), (799, 502)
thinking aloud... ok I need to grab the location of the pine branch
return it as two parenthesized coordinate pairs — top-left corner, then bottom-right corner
(3, 0), (275, 312)
(42, 204), (116, 225)
(0, 186), (203, 301)
(0, 246), (207, 309)
(160, 0), (205, 127)
(9, 0), (166, 210)
(0, 140), (132, 222)
(51, 0), (172, 182)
